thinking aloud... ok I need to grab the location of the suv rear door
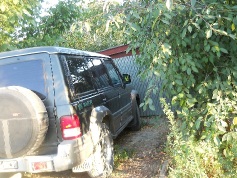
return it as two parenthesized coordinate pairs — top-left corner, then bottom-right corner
(0, 53), (58, 154)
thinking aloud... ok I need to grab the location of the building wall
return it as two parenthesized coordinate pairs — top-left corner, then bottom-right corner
(113, 56), (163, 116)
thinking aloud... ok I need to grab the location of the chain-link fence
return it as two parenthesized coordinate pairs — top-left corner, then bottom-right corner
(113, 56), (163, 117)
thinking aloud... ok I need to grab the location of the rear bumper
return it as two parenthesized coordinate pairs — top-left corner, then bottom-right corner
(0, 131), (94, 173)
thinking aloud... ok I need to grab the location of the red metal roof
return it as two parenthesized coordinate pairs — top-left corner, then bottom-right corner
(99, 44), (139, 59)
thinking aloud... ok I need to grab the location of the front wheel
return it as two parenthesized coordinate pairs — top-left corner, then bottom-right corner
(87, 124), (114, 178)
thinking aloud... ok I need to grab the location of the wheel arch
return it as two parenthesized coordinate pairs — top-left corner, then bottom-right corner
(131, 89), (140, 107)
(90, 106), (112, 131)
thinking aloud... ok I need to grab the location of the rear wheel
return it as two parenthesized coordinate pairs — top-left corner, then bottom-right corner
(87, 124), (114, 178)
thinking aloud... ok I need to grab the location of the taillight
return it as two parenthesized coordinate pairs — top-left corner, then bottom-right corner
(60, 114), (82, 140)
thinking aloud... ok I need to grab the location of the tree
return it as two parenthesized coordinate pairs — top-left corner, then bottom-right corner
(6, 0), (125, 52)
(59, 0), (126, 51)
(0, 0), (42, 51)
(113, 0), (237, 176)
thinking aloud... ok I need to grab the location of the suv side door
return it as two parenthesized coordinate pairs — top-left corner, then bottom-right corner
(102, 59), (133, 128)
(90, 58), (121, 134)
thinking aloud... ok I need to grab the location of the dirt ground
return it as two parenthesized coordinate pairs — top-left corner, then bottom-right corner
(18, 116), (169, 178)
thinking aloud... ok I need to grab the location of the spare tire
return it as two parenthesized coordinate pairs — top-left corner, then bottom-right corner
(0, 86), (49, 158)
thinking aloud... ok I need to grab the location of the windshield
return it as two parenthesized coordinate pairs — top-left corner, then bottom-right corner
(0, 60), (46, 99)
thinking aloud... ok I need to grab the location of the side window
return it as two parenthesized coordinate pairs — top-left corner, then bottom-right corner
(90, 58), (110, 89)
(65, 55), (94, 94)
(103, 60), (121, 85)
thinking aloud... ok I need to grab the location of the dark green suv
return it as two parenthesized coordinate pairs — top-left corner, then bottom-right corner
(0, 47), (141, 178)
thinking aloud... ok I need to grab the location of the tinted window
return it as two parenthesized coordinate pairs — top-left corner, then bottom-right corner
(65, 56), (94, 94)
(103, 60), (121, 85)
(0, 60), (46, 99)
(90, 58), (110, 89)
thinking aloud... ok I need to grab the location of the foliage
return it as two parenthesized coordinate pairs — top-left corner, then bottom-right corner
(59, 0), (126, 51)
(114, 145), (135, 168)
(17, 0), (81, 48)
(161, 98), (224, 177)
(0, 0), (42, 51)
(115, 0), (237, 177)
(0, 0), (126, 52)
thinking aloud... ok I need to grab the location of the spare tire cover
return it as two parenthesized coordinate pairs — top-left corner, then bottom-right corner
(0, 86), (49, 158)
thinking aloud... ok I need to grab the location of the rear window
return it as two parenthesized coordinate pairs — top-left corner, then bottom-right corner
(0, 60), (46, 99)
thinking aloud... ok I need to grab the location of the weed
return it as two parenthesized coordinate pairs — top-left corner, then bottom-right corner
(114, 145), (135, 168)
(161, 98), (237, 178)
(141, 116), (162, 127)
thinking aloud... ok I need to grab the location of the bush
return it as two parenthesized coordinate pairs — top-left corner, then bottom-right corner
(122, 0), (237, 176)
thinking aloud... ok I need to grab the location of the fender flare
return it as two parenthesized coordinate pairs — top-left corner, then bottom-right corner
(90, 106), (112, 124)
(89, 106), (112, 145)
(131, 89), (140, 106)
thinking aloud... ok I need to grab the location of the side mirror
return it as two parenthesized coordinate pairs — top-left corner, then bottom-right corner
(122, 74), (131, 84)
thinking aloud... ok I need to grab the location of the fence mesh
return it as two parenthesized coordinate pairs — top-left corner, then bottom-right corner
(113, 56), (163, 117)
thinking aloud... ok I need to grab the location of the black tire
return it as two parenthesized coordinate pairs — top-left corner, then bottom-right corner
(0, 86), (49, 158)
(130, 102), (141, 131)
(87, 124), (114, 178)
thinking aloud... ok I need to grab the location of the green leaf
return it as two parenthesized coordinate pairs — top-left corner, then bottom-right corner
(192, 23), (200, 30)
(139, 103), (145, 108)
(187, 68), (191, 75)
(191, 66), (198, 73)
(191, 0), (196, 7)
(133, 11), (140, 19)
(175, 79), (183, 85)
(183, 20), (189, 27)
(192, 32), (197, 38)
(227, 134), (233, 142)
(187, 98), (197, 107)
(129, 23), (140, 31)
(161, 19), (170, 25)
(195, 117), (202, 130)
(214, 136), (221, 146)
(229, 34), (236, 40)
(220, 48), (228, 54)
(202, 57), (208, 63)
(147, 98), (153, 105)
(164, 13), (172, 19)
(206, 29), (212, 39)
(204, 44), (210, 52)
(181, 28), (187, 38)
(233, 117), (237, 125)
(231, 23), (235, 31)
(188, 26), (192, 33)
(216, 29), (228, 36)
(149, 104), (156, 111)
